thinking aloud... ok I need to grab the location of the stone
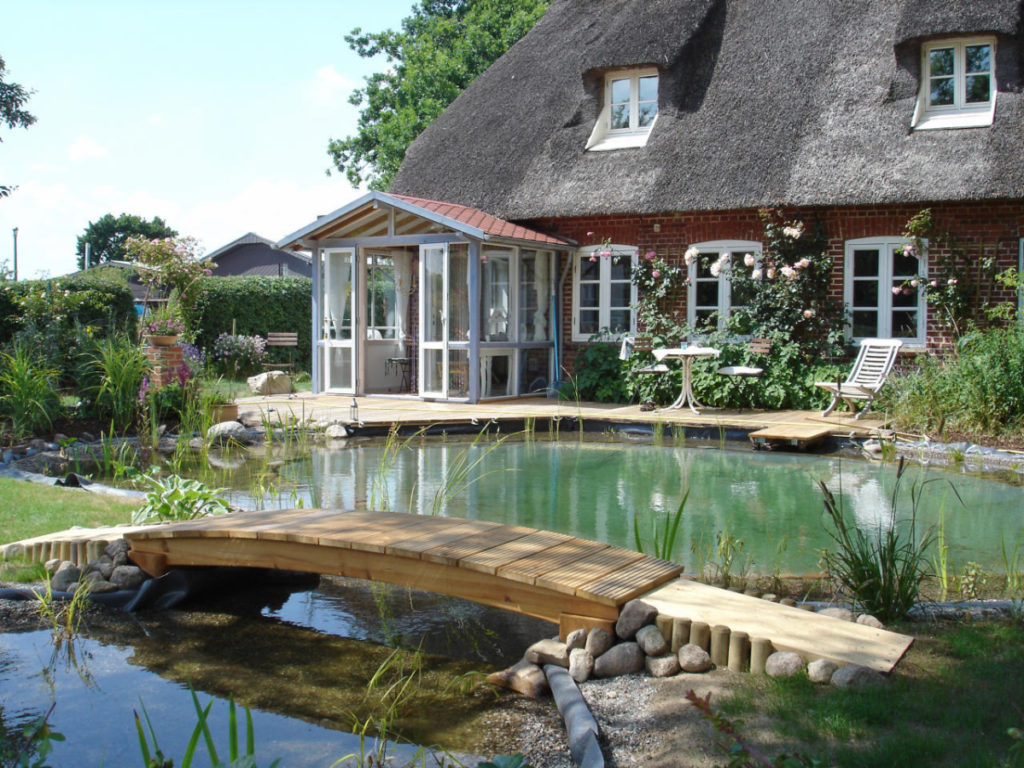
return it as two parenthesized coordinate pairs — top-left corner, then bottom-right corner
(761, 593), (779, 602)
(831, 665), (885, 689)
(568, 648), (594, 683)
(593, 642), (645, 678)
(677, 643), (713, 673)
(565, 628), (587, 651)
(524, 638), (569, 667)
(325, 424), (349, 440)
(856, 614), (885, 629)
(743, 587), (760, 596)
(207, 421), (256, 446)
(636, 624), (669, 656)
(615, 599), (658, 640)
(807, 658), (839, 684)
(80, 432), (96, 443)
(645, 653), (681, 678)
(105, 539), (130, 560)
(584, 627), (613, 657)
(82, 571), (118, 593)
(486, 660), (548, 698)
(109, 565), (147, 590)
(51, 563), (81, 592)
(765, 651), (804, 678)
(247, 371), (293, 395)
(780, 597), (798, 607)
(44, 558), (61, 575)
(817, 607), (854, 621)
(28, 438), (48, 452)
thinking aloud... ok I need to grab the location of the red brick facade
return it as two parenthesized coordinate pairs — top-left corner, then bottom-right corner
(144, 343), (184, 388)
(526, 200), (1023, 368)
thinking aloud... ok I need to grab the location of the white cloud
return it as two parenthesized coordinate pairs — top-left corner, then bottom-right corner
(304, 65), (358, 107)
(146, 113), (164, 126)
(67, 135), (109, 163)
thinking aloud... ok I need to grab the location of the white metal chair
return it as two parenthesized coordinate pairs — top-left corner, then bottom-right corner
(815, 338), (903, 419)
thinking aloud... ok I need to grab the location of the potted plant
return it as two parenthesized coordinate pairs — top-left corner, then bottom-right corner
(200, 377), (239, 423)
(142, 310), (185, 346)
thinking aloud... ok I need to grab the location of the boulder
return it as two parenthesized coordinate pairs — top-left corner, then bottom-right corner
(82, 571), (118, 593)
(207, 421), (256, 446)
(831, 665), (885, 689)
(593, 642), (644, 678)
(486, 660), (549, 698)
(109, 565), (147, 590)
(765, 651), (804, 678)
(51, 563), (81, 593)
(856, 614), (885, 629)
(677, 643), (713, 673)
(325, 424), (349, 440)
(615, 599), (658, 640)
(645, 653), (681, 678)
(817, 607), (854, 622)
(524, 638), (569, 667)
(44, 558), (61, 575)
(565, 628), (587, 652)
(585, 627), (614, 657)
(807, 658), (839, 684)
(568, 648), (594, 683)
(636, 624), (669, 656)
(105, 539), (130, 568)
(247, 371), (292, 395)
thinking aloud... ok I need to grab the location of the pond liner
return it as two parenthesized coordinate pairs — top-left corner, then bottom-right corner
(0, 464), (145, 499)
(544, 663), (605, 768)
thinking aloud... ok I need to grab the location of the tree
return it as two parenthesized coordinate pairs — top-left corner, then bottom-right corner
(327, 0), (548, 191)
(1, 54), (37, 199)
(76, 213), (178, 269)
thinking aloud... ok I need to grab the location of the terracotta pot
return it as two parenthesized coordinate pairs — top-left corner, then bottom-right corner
(146, 334), (179, 347)
(211, 403), (238, 422)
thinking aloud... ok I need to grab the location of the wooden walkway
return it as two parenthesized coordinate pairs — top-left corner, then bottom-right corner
(125, 508), (683, 636)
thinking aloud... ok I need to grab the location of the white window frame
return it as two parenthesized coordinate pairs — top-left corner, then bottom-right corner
(844, 237), (927, 345)
(572, 244), (638, 341)
(913, 37), (996, 130)
(686, 240), (762, 332)
(586, 68), (659, 152)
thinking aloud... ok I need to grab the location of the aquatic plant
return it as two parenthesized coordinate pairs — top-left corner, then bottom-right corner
(33, 575), (90, 644)
(0, 703), (64, 768)
(0, 343), (62, 440)
(125, 468), (231, 524)
(633, 490), (688, 560)
(429, 428), (515, 516)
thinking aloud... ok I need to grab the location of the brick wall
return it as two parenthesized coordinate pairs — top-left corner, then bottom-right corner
(526, 200), (1023, 370)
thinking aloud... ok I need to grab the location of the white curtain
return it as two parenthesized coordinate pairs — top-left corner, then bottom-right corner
(533, 250), (550, 340)
(325, 251), (351, 340)
(394, 250), (413, 343)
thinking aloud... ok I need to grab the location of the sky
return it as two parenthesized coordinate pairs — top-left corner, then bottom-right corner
(1, 0), (415, 279)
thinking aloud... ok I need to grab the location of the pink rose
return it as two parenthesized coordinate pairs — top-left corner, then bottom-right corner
(600, 250), (612, 258)
(744, 253), (755, 267)
(652, 269), (661, 278)
(645, 250), (656, 260)
(910, 279), (918, 287)
(948, 278), (958, 285)
(891, 286), (902, 295)
(589, 255), (597, 262)
(930, 280), (938, 288)
(803, 309), (814, 318)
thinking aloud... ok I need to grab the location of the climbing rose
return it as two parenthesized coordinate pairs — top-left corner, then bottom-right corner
(710, 261), (722, 277)
(910, 279), (919, 287)
(948, 278), (958, 285)
(751, 268), (762, 279)
(803, 309), (815, 318)
(600, 250), (612, 258)
(904, 243), (917, 258)
(586, 231), (594, 237)
(645, 250), (656, 260)
(930, 279), (938, 287)
(795, 257), (811, 269)
(781, 265), (796, 279)
(766, 267), (776, 279)
(744, 253), (755, 267)
(891, 286), (902, 295)
(652, 269), (661, 278)
(683, 246), (698, 266)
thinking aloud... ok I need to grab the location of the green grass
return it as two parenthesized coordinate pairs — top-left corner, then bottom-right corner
(716, 622), (1024, 767)
(0, 477), (139, 544)
(199, 374), (312, 403)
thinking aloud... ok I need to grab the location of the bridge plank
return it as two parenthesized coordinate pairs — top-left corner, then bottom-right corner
(328, 515), (453, 552)
(497, 538), (610, 586)
(421, 524), (534, 566)
(534, 546), (648, 595)
(385, 518), (496, 557)
(576, 557), (684, 605)
(459, 530), (572, 575)
(280, 512), (434, 548)
(131, 507), (325, 539)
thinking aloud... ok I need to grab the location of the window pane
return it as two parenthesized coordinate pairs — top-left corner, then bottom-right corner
(610, 104), (629, 130)
(696, 253), (717, 277)
(638, 102), (657, 127)
(695, 309), (717, 331)
(930, 77), (954, 105)
(481, 353), (512, 398)
(853, 249), (879, 277)
(731, 281), (754, 308)
(610, 283), (631, 307)
(966, 44), (991, 73)
(608, 309), (631, 334)
(520, 349), (550, 394)
(610, 259), (632, 280)
(638, 76), (658, 101)
(696, 281), (717, 306)
(448, 244), (469, 342)
(424, 348), (444, 393)
(579, 283), (599, 309)
(892, 249), (918, 277)
(853, 280), (878, 307)
(853, 310), (878, 338)
(610, 78), (630, 104)
(892, 310), (918, 338)
(966, 74), (991, 103)
(579, 258), (599, 281)
(449, 349), (469, 398)
(929, 48), (954, 77)
(579, 310), (599, 335)
(892, 284), (917, 307)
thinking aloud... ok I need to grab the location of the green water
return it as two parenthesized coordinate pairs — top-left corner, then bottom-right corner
(243, 437), (1022, 575)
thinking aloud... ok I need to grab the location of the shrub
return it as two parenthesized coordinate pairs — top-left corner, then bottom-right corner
(76, 333), (150, 431)
(565, 337), (629, 402)
(126, 469), (231, 524)
(212, 332), (267, 377)
(0, 344), (63, 440)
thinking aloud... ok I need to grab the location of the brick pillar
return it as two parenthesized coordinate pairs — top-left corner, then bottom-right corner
(144, 344), (183, 387)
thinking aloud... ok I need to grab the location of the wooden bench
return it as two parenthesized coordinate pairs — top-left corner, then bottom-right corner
(263, 332), (298, 371)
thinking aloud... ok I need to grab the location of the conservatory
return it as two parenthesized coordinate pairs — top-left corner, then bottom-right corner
(277, 192), (572, 402)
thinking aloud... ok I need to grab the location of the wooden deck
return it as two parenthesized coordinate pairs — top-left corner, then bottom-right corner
(125, 508), (683, 637)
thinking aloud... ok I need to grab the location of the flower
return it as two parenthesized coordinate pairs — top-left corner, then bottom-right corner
(795, 257), (811, 269)
(782, 223), (805, 239)
(143, 317), (185, 336)
(644, 250), (656, 260)
(652, 269), (661, 278)
(910, 279), (919, 287)
(751, 268), (762, 279)
(589, 255), (597, 262)
(683, 246), (698, 266)
(710, 261), (722, 277)
(903, 243), (917, 259)
(781, 265), (796, 280)
(930, 279), (938, 288)
(803, 309), (815, 318)
(720, 252), (731, 263)
(766, 267), (776, 280)
(586, 231), (594, 237)
(600, 250), (612, 258)
(948, 278), (958, 285)
(743, 253), (755, 267)
(891, 286), (902, 295)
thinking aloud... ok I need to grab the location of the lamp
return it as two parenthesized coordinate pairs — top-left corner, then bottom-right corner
(349, 397), (359, 423)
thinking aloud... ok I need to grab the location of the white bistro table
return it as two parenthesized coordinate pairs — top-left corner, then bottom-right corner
(653, 346), (721, 414)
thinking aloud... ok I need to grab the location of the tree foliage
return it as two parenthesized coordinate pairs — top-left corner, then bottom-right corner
(76, 213), (178, 269)
(327, 0), (548, 191)
(0, 53), (37, 199)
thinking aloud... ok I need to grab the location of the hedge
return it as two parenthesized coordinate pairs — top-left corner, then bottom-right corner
(185, 275), (312, 369)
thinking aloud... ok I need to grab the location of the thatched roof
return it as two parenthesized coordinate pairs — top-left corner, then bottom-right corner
(391, 0), (1024, 220)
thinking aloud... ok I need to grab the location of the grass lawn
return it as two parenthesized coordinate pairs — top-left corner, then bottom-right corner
(0, 477), (139, 544)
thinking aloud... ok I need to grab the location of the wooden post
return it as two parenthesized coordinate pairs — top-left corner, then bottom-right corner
(655, 614), (674, 645)
(671, 618), (691, 653)
(690, 621), (710, 651)
(728, 630), (749, 672)
(750, 637), (773, 674)
(710, 625), (730, 667)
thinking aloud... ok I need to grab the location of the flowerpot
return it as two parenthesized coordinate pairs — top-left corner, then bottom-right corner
(211, 403), (238, 422)
(147, 334), (179, 347)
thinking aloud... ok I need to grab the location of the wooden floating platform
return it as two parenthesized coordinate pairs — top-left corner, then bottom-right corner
(125, 508), (683, 636)
(638, 578), (913, 673)
(748, 423), (833, 449)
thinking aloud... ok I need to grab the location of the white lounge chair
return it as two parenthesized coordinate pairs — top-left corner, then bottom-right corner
(815, 338), (902, 419)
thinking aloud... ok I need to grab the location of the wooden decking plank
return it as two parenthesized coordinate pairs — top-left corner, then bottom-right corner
(134, 507), (324, 539)
(306, 513), (431, 549)
(228, 509), (373, 541)
(497, 538), (610, 586)
(459, 530), (572, 575)
(385, 518), (496, 557)
(576, 556), (684, 606)
(534, 546), (648, 595)
(329, 515), (455, 552)
(421, 524), (534, 566)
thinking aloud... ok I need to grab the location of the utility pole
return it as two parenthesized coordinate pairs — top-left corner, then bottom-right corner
(11, 227), (17, 281)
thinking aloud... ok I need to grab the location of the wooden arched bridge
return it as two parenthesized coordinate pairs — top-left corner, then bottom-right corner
(125, 508), (684, 636)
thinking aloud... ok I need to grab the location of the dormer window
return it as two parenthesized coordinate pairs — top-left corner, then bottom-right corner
(913, 38), (996, 130)
(587, 68), (659, 151)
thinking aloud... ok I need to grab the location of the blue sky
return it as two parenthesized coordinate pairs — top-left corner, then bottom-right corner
(1, 0), (414, 279)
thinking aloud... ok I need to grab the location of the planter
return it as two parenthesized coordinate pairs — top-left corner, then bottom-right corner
(146, 334), (179, 347)
(211, 403), (239, 422)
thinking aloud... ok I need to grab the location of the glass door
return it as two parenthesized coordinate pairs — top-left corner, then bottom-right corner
(419, 243), (470, 399)
(322, 247), (356, 393)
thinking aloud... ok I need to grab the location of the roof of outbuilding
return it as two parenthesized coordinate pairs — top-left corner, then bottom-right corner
(390, 0), (1024, 220)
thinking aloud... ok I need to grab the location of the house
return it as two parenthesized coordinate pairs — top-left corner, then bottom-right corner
(204, 233), (312, 278)
(281, 0), (1024, 402)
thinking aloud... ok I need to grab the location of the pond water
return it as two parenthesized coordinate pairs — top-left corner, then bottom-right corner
(0, 578), (554, 767)
(207, 435), (1023, 576)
